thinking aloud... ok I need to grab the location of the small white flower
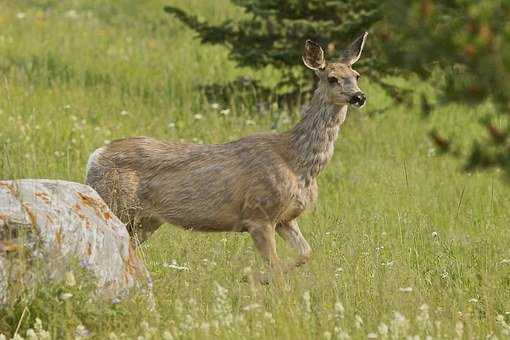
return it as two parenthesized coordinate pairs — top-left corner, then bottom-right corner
(167, 122), (176, 128)
(468, 298), (478, 303)
(220, 109), (230, 115)
(26, 328), (37, 340)
(120, 110), (129, 116)
(75, 324), (90, 338)
(163, 260), (189, 271)
(334, 301), (345, 319)
(432, 231), (438, 238)
(65, 271), (76, 287)
(211, 103), (220, 110)
(242, 303), (261, 311)
(377, 322), (390, 336)
(355, 315), (363, 329)
(194, 114), (203, 120)
(323, 331), (332, 339)
(108, 332), (119, 340)
(398, 287), (413, 292)
(245, 119), (255, 126)
(16, 12), (27, 19)
(64, 10), (78, 19)
(162, 331), (174, 340)
(367, 332), (378, 339)
(59, 292), (73, 300)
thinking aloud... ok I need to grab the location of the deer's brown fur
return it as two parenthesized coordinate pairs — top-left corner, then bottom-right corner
(85, 33), (368, 273)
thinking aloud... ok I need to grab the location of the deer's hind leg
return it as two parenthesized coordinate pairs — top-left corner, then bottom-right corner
(276, 220), (312, 269)
(243, 219), (280, 270)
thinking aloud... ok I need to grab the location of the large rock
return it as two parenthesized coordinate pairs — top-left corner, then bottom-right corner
(0, 179), (153, 306)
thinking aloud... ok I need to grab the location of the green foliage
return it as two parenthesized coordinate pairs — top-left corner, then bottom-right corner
(164, 0), (383, 96)
(380, 0), (510, 176)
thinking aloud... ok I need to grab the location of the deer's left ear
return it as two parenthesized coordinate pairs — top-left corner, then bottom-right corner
(339, 32), (368, 65)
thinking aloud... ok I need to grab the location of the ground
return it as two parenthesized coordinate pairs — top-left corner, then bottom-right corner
(0, 0), (509, 339)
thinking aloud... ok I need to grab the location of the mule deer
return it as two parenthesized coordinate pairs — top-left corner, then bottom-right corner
(85, 33), (368, 275)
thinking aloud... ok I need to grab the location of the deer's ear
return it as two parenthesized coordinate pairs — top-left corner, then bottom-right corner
(302, 40), (326, 71)
(339, 32), (368, 65)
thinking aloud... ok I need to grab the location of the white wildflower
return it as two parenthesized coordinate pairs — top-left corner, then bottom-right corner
(431, 231), (438, 238)
(220, 109), (230, 115)
(416, 304), (432, 332)
(334, 301), (345, 319)
(65, 271), (76, 287)
(16, 12), (27, 19)
(64, 10), (78, 19)
(162, 331), (174, 340)
(211, 103), (220, 110)
(242, 303), (261, 311)
(26, 329), (37, 340)
(167, 122), (176, 128)
(245, 119), (255, 126)
(263, 312), (275, 324)
(75, 324), (90, 339)
(398, 287), (413, 293)
(454, 321), (464, 339)
(193, 114), (203, 120)
(200, 322), (210, 333)
(378, 322), (389, 338)
(120, 110), (129, 116)
(323, 331), (332, 339)
(59, 292), (73, 300)
(302, 291), (311, 316)
(163, 260), (190, 271)
(334, 326), (350, 340)
(367, 332), (378, 339)
(468, 298), (478, 303)
(108, 332), (119, 340)
(355, 315), (363, 329)
(390, 312), (409, 338)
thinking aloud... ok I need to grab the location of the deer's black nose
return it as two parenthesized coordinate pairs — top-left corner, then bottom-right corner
(349, 92), (366, 107)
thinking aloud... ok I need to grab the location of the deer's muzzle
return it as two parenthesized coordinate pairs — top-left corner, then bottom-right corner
(349, 92), (366, 107)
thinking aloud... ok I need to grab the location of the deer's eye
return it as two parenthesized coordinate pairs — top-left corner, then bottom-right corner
(327, 76), (338, 84)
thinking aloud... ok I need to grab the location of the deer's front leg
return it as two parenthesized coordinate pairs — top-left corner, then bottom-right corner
(277, 220), (312, 268)
(243, 220), (280, 270)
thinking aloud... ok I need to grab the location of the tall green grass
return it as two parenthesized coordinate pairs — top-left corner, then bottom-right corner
(1, 0), (510, 338)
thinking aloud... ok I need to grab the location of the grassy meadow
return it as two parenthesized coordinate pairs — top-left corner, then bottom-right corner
(1, 0), (510, 339)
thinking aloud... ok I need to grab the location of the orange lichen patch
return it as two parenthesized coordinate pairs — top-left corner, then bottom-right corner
(55, 227), (63, 246)
(34, 191), (51, 204)
(73, 203), (90, 228)
(0, 181), (16, 193)
(103, 211), (112, 221)
(0, 240), (19, 253)
(76, 192), (109, 221)
(22, 203), (37, 226)
(123, 245), (139, 282)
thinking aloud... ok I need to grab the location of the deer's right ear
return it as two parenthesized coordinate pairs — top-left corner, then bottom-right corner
(302, 40), (326, 71)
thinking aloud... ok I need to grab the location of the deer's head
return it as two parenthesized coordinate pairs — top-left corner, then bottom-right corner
(303, 32), (368, 108)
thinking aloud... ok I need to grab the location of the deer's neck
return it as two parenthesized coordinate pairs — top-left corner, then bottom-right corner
(288, 89), (347, 184)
